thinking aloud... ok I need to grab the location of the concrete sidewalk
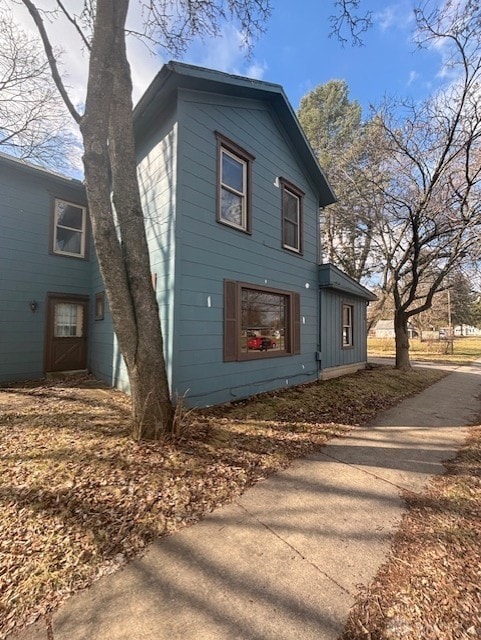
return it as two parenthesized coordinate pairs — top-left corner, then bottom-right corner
(11, 363), (481, 640)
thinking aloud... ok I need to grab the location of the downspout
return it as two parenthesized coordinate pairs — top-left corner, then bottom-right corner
(317, 206), (324, 378)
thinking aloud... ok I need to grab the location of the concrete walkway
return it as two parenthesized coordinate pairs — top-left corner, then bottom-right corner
(11, 362), (481, 640)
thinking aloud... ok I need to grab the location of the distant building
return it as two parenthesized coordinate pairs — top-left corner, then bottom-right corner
(372, 320), (418, 339)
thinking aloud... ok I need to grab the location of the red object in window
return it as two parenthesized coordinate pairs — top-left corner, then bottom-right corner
(247, 336), (276, 351)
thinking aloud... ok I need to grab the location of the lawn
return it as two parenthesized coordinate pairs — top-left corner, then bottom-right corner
(368, 335), (481, 366)
(0, 367), (445, 639)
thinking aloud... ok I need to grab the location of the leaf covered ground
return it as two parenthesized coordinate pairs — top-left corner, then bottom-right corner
(341, 424), (481, 640)
(0, 367), (452, 638)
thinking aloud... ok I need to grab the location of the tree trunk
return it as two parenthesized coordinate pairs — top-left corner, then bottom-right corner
(80, 0), (173, 439)
(394, 310), (411, 370)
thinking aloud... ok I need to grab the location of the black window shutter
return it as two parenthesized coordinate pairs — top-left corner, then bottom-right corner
(224, 280), (238, 361)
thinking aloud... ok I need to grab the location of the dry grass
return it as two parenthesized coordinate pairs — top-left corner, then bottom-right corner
(0, 367), (444, 639)
(368, 335), (481, 366)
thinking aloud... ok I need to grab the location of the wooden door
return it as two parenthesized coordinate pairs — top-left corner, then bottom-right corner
(45, 294), (88, 372)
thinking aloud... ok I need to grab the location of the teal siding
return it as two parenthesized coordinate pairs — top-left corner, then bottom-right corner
(2, 65), (371, 407)
(89, 104), (178, 392)
(0, 159), (89, 383)
(137, 105), (178, 390)
(172, 90), (321, 405)
(319, 288), (369, 369)
(87, 256), (128, 390)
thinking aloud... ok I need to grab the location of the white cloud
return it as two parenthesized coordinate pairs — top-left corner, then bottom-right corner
(7, 2), (267, 104)
(377, 6), (397, 31)
(2, 1), (267, 177)
(375, 2), (415, 33)
(8, 0), (89, 108)
(183, 24), (267, 79)
(407, 70), (419, 86)
(245, 61), (268, 80)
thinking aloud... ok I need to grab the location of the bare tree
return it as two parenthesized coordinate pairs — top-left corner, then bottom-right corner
(0, 8), (78, 169)
(298, 81), (389, 282)
(329, 0), (372, 46)
(367, 0), (481, 369)
(16, 0), (270, 439)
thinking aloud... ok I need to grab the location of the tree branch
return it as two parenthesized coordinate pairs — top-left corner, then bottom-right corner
(20, 0), (81, 124)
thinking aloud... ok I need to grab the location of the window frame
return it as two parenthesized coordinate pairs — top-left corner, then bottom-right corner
(215, 132), (254, 234)
(224, 280), (301, 362)
(280, 177), (304, 254)
(95, 292), (105, 321)
(342, 303), (354, 348)
(51, 197), (88, 259)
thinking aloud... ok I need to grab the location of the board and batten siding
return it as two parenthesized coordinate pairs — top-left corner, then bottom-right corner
(319, 287), (369, 374)
(171, 89), (321, 406)
(0, 159), (89, 383)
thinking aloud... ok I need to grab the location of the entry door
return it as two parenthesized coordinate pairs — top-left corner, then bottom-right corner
(45, 294), (88, 372)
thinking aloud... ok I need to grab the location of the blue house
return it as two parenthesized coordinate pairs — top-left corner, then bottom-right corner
(0, 62), (375, 406)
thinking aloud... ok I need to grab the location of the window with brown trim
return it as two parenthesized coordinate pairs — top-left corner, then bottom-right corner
(216, 132), (254, 233)
(95, 292), (105, 321)
(224, 280), (300, 361)
(280, 178), (304, 254)
(342, 303), (354, 347)
(52, 198), (88, 258)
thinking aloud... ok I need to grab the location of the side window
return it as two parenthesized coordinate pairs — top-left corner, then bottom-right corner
(52, 198), (87, 258)
(95, 292), (105, 321)
(280, 178), (304, 254)
(216, 132), (254, 233)
(342, 304), (354, 347)
(224, 280), (300, 361)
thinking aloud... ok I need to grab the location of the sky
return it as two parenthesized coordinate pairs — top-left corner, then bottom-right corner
(9, 0), (452, 171)
(183, 0), (445, 115)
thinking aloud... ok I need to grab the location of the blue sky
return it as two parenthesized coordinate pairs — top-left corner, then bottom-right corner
(181, 0), (446, 118)
(10, 0), (451, 170)
(11, 0), (448, 117)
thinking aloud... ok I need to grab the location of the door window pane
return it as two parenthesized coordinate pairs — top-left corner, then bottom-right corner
(55, 303), (83, 337)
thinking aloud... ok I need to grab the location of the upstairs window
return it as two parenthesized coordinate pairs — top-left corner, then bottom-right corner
(280, 178), (304, 254)
(52, 198), (87, 258)
(216, 132), (253, 233)
(342, 304), (354, 348)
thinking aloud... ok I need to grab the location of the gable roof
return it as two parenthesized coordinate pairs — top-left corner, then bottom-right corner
(134, 61), (336, 208)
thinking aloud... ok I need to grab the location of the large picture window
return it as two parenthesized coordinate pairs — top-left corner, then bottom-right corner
(224, 280), (301, 361)
(52, 198), (87, 258)
(280, 178), (304, 254)
(216, 132), (254, 233)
